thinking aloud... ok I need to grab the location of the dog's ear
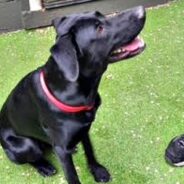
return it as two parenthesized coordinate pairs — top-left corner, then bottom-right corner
(52, 15), (78, 36)
(52, 16), (67, 35)
(50, 34), (79, 82)
(52, 11), (103, 36)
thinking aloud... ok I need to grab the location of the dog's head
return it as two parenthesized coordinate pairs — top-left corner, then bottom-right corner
(165, 135), (184, 167)
(51, 6), (146, 81)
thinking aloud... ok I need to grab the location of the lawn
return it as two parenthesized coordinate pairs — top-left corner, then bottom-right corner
(1, 0), (184, 183)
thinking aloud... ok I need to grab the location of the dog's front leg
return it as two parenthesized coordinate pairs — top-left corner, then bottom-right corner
(82, 133), (111, 183)
(54, 146), (81, 184)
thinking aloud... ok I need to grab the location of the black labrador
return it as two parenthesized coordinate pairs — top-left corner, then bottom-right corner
(0, 6), (146, 184)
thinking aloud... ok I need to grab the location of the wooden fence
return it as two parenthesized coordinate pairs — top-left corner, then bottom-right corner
(0, 0), (169, 33)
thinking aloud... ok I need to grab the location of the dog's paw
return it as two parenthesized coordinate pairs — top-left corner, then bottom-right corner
(31, 159), (57, 177)
(90, 164), (111, 183)
(36, 164), (57, 177)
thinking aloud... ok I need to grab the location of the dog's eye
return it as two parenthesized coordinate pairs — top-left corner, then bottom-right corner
(96, 24), (104, 34)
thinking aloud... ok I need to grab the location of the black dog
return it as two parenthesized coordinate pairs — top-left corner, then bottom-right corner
(0, 6), (146, 184)
(165, 135), (184, 167)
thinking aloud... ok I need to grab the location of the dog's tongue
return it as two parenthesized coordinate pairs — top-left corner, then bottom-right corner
(123, 37), (144, 51)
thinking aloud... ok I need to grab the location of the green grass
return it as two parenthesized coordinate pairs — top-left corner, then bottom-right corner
(1, 1), (184, 183)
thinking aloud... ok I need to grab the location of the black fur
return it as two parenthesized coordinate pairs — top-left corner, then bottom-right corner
(0, 7), (146, 184)
(165, 135), (184, 166)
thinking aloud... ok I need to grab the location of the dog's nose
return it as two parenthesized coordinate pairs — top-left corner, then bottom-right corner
(133, 6), (145, 19)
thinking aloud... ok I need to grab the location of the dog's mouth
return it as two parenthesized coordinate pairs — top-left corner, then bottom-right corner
(108, 36), (145, 63)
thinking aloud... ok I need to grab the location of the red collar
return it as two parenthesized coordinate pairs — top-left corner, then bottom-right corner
(40, 71), (94, 113)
